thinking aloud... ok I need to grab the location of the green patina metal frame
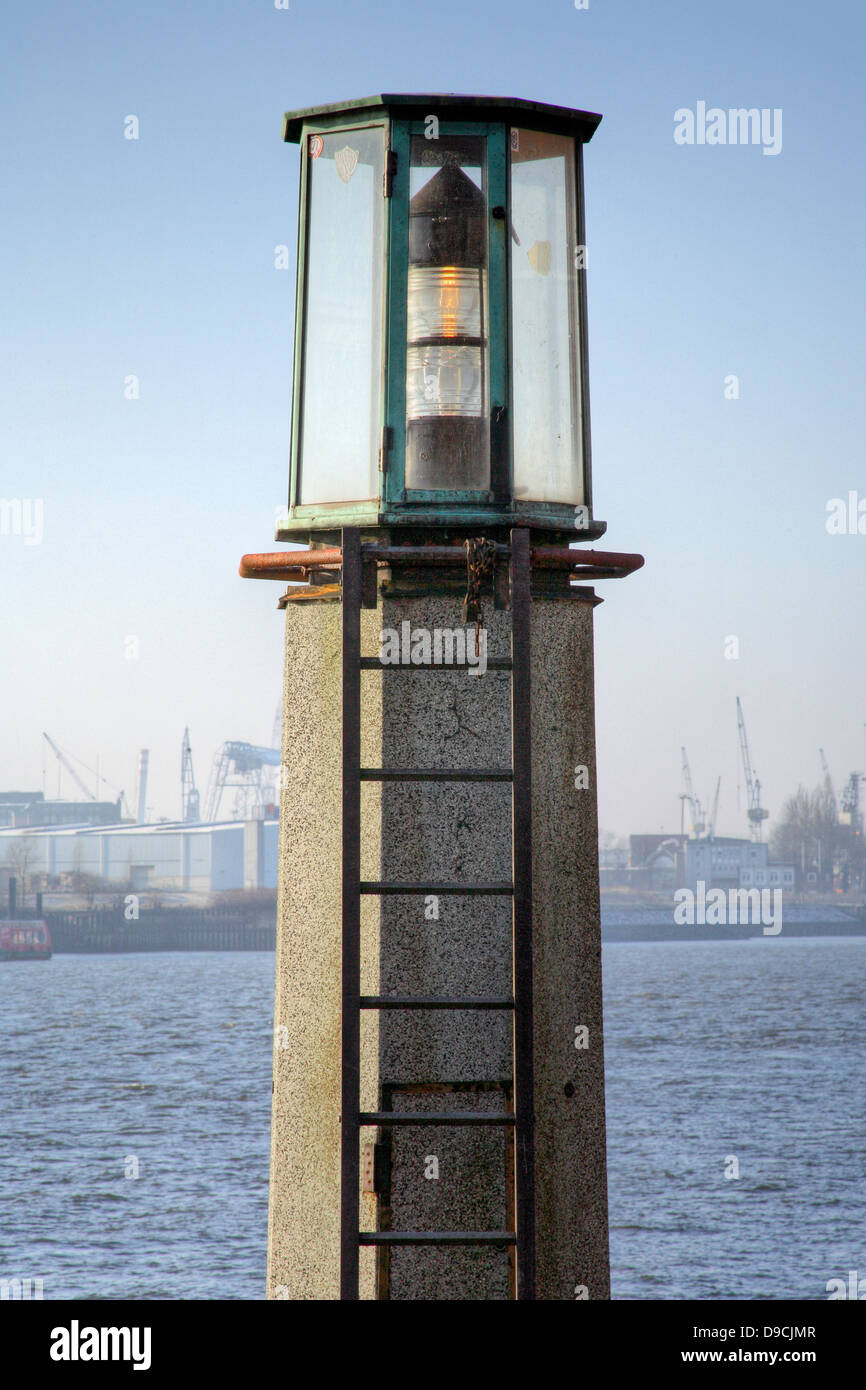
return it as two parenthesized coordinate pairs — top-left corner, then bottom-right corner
(384, 118), (507, 514)
(279, 95), (604, 541)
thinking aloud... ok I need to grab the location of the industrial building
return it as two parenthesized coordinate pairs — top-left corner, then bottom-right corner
(605, 834), (796, 894)
(0, 818), (278, 895)
(684, 837), (795, 894)
(0, 725), (285, 900)
(597, 834), (687, 891)
(0, 791), (123, 828)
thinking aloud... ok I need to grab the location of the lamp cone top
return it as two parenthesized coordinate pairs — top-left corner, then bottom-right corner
(409, 160), (485, 217)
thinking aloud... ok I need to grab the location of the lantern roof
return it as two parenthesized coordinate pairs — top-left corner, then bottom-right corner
(282, 94), (602, 145)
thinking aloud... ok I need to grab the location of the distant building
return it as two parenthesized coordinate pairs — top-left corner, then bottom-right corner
(685, 837), (795, 893)
(0, 792), (123, 828)
(627, 834), (688, 891)
(629, 834), (687, 868)
(739, 863), (796, 890)
(616, 834), (796, 895)
(0, 792), (42, 827)
(598, 843), (629, 888)
(0, 819), (278, 894)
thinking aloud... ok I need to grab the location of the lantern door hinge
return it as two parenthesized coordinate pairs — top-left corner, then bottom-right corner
(362, 1141), (391, 1195)
(380, 424), (393, 471)
(383, 149), (398, 198)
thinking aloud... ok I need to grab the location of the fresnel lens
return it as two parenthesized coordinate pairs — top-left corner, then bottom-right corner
(405, 156), (488, 491)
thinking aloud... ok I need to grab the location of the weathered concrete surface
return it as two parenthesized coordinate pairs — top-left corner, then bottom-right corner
(267, 597), (382, 1300)
(529, 598), (610, 1300)
(267, 584), (609, 1300)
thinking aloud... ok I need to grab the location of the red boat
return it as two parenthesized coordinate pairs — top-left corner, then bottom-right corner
(0, 920), (52, 961)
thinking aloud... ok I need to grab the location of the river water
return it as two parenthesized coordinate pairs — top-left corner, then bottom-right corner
(2, 939), (863, 1299)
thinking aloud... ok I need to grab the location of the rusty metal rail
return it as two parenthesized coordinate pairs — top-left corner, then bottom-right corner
(239, 543), (644, 584)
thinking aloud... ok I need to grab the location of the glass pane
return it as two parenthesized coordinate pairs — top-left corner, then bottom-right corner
(405, 135), (489, 491)
(298, 127), (384, 505)
(510, 129), (583, 504)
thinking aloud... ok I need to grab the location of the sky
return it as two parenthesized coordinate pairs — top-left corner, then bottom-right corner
(1, 0), (863, 837)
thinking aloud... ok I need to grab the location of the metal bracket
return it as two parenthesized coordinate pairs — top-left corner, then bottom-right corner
(362, 1141), (391, 1195)
(380, 424), (393, 473)
(383, 150), (398, 198)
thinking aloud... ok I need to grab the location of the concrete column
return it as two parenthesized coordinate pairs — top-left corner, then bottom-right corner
(267, 576), (609, 1301)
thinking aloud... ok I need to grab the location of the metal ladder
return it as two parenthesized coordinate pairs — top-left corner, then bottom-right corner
(339, 526), (536, 1300)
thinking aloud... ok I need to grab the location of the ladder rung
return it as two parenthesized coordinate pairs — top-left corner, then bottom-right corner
(360, 768), (512, 782)
(359, 881), (513, 896)
(358, 1112), (516, 1127)
(359, 1231), (517, 1246)
(359, 657), (513, 671)
(360, 995), (515, 1010)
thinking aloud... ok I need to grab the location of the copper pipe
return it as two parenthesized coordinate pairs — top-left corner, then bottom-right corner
(532, 546), (644, 576)
(239, 544), (644, 581)
(239, 549), (343, 578)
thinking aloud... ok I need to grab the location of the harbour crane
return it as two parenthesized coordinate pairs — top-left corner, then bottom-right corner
(42, 732), (96, 801)
(819, 748), (837, 817)
(42, 732), (132, 817)
(707, 777), (721, 839)
(736, 698), (769, 840)
(206, 741), (282, 822)
(680, 747), (705, 837)
(181, 728), (201, 822)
